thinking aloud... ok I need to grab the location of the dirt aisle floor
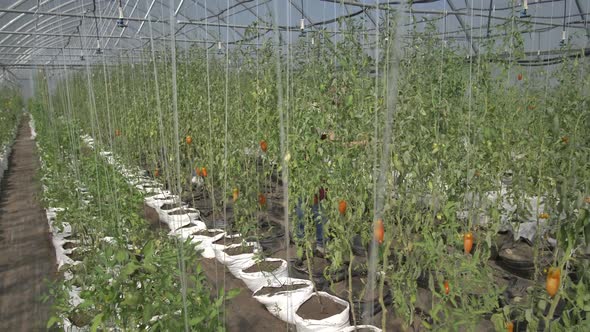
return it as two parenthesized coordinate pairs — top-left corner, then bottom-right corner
(0, 119), (56, 331)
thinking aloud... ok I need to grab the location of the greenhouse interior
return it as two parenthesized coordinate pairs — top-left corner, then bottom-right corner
(0, 0), (589, 331)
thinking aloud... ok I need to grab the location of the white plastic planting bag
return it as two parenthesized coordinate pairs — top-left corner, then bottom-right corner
(214, 242), (259, 277)
(341, 325), (382, 332)
(0, 145), (12, 184)
(144, 192), (177, 210)
(210, 233), (242, 252)
(191, 229), (225, 259)
(158, 206), (199, 230)
(52, 234), (74, 269)
(29, 116), (37, 139)
(252, 277), (313, 324)
(168, 222), (208, 238)
(238, 258), (289, 292)
(293, 291), (351, 332)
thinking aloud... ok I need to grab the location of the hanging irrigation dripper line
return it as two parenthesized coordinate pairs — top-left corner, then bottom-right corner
(367, 0), (382, 321)
(561, 0), (568, 43)
(83, 55), (105, 222)
(147, 2), (171, 206)
(272, 0), (290, 313)
(201, 1), (221, 323)
(32, 0), (41, 69)
(222, 0), (232, 326)
(56, 0), (83, 201)
(98, 23), (126, 241)
(371, 0), (380, 240)
(464, 0), (476, 232)
(365, 0), (408, 326)
(166, 0), (191, 330)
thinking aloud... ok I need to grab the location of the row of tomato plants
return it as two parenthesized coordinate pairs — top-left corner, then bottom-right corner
(30, 99), (229, 331)
(35, 17), (590, 330)
(0, 87), (22, 149)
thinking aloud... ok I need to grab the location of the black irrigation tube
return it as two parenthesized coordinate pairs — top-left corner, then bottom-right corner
(517, 49), (590, 66)
(481, 47), (590, 66)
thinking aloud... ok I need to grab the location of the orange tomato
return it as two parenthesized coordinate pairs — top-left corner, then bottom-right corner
(154, 168), (160, 177)
(464, 232), (473, 254)
(338, 200), (347, 215)
(258, 193), (266, 206)
(232, 188), (239, 202)
(374, 218), (384, 244)
(539, 213), (549, 219)
(201, 167), (208, 177)
(186, 135), (192, 145)
(260, 140), (268, 153)
(561, 136), (569, 144)
(546, 267), (560, 297)
(517, 73), (523, 81)
(443, 280), (450, 294)
(506, 321), (514, 332)
(115, 129), (121, 137)
(196, 167), (202, 177)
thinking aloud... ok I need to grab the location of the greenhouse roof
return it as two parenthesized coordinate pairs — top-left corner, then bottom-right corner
(0, 0), (588, 85)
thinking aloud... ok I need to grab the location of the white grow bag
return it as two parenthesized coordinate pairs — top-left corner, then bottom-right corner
(210, 233), (242, 251)
(168, 222), (208, 238)
(0, 145), (13, 184)
(158, 206), (199, 230)
(238, 258), (289, 292)
(144, 192), (178, 210)
(138, 184), (162, 194)
(293, 291), (351, 332)
(214, 242), (260, 277)
(341, 325), (382, 332)
(252, 277), (314, 324)
(190, 229), (226, 259)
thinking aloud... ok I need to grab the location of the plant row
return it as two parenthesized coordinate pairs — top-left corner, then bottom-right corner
(30, 103), (228, 331)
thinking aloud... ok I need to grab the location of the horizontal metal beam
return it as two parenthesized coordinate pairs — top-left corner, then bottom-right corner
(0, 30), (264, 47)
(0, 63), (119, 69)
(0, 44), (141, 52)
(0, 52), (144, 59)
(0, 8), (166, 23)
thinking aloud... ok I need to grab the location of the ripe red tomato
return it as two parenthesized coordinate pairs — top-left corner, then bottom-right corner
(259, 193), (266, 206)
(374, 218), (384, 244)
(464, 232), (473, 254)
(260, 140), (268, 153)
(506, 321), (514, 332)
(443, 280), (450, 294)
(338, 200), (347, 215)
(546, 267), (560, 297)
(517, 73), (523, 81)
